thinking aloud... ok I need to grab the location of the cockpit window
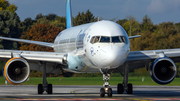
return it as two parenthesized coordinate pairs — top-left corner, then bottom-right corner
(94, 36), (100, 43)
(90, 36), (127, 44)
(121, 36), (127, 43)
(112, 36), (122, 43)
(90, 36), (95, 43)
(100, 36), (110, 42)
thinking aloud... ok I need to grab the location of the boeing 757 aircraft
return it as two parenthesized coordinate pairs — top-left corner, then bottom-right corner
(0, 0), (179, 97)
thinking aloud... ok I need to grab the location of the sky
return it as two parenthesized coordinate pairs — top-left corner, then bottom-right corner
(8, 0), (180, 24)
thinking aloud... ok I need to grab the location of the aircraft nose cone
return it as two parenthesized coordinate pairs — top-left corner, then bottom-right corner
(99, 45), (124, 67)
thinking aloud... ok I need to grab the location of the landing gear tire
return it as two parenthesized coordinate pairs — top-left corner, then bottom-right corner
(38, 84), (43, 94)
(38, 62), (53, 94)
(126, 83), (133, 94)
(117, 83), (123, 94)
(108, 88), (112, 97)
(47, 84), (52, 94)
(100, 88), (105, 97)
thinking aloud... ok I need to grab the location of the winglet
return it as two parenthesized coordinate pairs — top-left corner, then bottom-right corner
(66, 0), (73, 28)
(128, 35), (141, 39)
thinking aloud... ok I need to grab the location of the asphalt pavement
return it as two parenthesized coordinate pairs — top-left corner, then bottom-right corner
(0, 85), (180, 101)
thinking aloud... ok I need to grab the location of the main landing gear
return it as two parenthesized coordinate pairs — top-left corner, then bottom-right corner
(117, 83), (132, 94)
(38, 62), (53, 94)
(117, 62), (133, 94)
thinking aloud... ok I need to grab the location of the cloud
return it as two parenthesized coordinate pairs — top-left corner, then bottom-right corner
(147, 0), (180, 14)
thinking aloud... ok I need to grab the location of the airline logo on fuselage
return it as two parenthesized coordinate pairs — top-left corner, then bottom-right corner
(90, 47), (94, 56)
(87, 35), (90, 42)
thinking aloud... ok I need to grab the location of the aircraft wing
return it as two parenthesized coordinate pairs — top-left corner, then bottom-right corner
(0, 37), (54, 48)
(0, 49), (65, 64)
(121, 48), (180, 72)
(0, 49), (67, 85)
(127, 48), (180, 62)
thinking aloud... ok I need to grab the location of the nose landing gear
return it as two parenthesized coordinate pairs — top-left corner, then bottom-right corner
(100, 62), (133, 97)
(100, 69), (112, 97)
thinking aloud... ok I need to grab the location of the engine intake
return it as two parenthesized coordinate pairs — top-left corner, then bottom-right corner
(3, 58), (30, 85)
(150, 57), (177, 85)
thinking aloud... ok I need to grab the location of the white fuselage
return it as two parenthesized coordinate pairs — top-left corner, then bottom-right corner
(54, 21), (130, 73)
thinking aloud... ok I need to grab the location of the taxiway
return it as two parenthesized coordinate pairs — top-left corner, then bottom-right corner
(0, 85), (180, 101)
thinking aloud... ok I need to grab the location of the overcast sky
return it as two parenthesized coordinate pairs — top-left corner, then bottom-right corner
(8, 0), (180, 24)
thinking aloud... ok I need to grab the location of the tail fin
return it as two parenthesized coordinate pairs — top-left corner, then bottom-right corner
(66, 0), (73, 28)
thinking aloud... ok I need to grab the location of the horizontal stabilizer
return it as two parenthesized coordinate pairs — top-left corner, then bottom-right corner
(0, 37), (54, 48)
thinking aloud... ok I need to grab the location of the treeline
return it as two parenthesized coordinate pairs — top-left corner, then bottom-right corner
(1, 0), (180, 77)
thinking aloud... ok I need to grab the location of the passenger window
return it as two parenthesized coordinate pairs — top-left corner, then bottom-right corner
(90, 36), (95, 44)
(112, 36), (122, 43)
(94, 36), (100, 43)
(100, 36), (110, 42)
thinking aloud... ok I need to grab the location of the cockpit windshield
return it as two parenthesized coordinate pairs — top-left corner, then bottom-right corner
(90, 36), (127, 44)
(112, 36), (122, 43)
(94, 36), (100, 43)
(100, 36), (110, 42)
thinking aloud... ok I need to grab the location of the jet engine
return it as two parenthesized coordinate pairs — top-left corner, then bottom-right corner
(150, 57), (177, 85)
(3, 58), (30, 85)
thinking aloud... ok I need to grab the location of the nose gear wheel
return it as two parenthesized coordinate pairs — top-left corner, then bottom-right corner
(99, 69), (112, 97)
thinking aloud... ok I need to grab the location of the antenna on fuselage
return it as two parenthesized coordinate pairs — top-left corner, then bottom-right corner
(66, 0), (73, 28)
(98, 17), (100, 21)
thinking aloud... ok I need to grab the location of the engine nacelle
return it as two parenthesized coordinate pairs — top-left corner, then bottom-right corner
(150, 57), (177, 85)
(3, 58), (30, 85)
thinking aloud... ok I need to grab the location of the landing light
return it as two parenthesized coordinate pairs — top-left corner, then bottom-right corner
(63, 54), (68, 64)
(105, 88), (108, 91)
(63, 56), (67, 60)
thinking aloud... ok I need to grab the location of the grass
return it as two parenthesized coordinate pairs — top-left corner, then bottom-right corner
(1, 76), (180, 86)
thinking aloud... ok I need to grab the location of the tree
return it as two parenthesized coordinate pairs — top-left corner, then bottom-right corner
(73, 9), (97, 26)
(36, 14), (58, 24)
(116, 19), (128, 27)
(140, 15), (154, 31)
(36, 16), (50, 24)
(21, 18), (36, 32)
(45, 14), (57, 21)
(127, 15), (136, 36)
(35, 13), (43, 21)
(34, 13), (66, 31)
(157, 22), (177, 37)
(20, 23), (61, 52)
(51, 16), (66, 30)
(123, 19), (140, 36)
(175, 22), (180, 28)
(0, 0), (17, 13)
(0, 10), (20, 49)
(175, 22), (180, 33)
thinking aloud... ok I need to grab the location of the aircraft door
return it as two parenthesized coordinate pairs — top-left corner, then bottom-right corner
(84, 29), (91, 52)
(76, 30), (86, 49)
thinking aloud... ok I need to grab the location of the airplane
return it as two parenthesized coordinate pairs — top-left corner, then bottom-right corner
(0, 0), (179, 97)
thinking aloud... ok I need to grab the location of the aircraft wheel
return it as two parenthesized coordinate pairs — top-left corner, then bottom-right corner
(108, 88), (112, 97)
(117, 83), (123, 94)
(100, 88), (105, 97)
(47, 84), (52, 94)
(38, 84), (43, 94)
(127, 83), (133, 94)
